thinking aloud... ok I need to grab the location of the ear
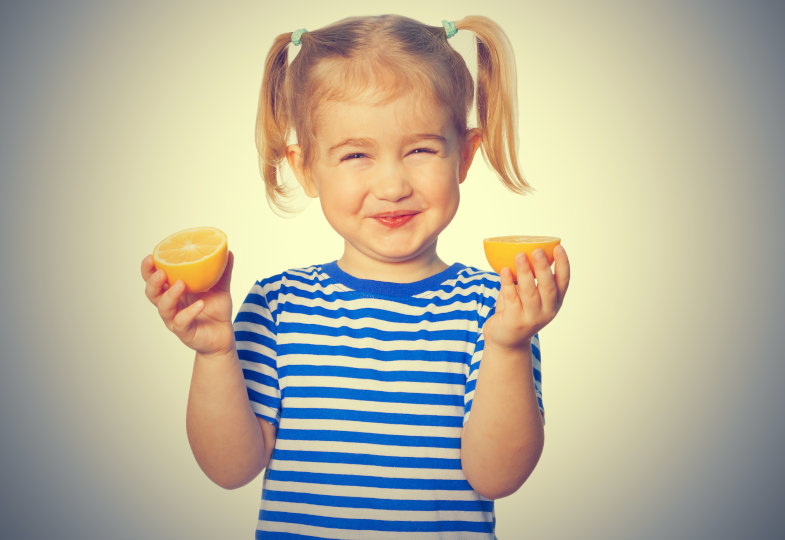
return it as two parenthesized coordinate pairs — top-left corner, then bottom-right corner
(286, 144), (318, 198)
(458, 128), (482, 184)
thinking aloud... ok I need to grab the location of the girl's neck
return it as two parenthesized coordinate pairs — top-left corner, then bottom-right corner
(337, 247), (449, 284)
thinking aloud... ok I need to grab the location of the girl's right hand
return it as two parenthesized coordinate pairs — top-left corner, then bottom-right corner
(141, 251), (236, 356)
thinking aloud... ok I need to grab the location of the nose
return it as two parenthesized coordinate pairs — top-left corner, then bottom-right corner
(371, 159), (413, 201)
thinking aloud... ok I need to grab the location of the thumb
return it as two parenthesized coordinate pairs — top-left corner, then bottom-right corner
(214, 250), (234, 292)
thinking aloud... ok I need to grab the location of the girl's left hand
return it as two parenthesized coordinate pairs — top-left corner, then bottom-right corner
(484, 245), (570, 350)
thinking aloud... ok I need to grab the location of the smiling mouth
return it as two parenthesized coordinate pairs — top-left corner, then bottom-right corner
(373, 213), (417, 228)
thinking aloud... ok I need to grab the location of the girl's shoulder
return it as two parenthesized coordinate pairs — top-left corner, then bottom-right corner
(251, 263), (331, 294)
(247, 262), (501, 304)
(442, 263), (501, 293)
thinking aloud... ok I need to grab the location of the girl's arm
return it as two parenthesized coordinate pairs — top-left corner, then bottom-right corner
(187, 347), (276, 489)
(142, 253), (275, 489)
(461, 246), (569, 499)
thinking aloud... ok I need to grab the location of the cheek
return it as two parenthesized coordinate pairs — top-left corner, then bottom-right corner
(423, 169), (461, 207)
(318, 180), (364, 217)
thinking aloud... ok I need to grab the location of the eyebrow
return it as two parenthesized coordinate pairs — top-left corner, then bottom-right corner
(404, 133), (448, 145)
(328, 138), (374, 154)
(327, 133), (448, 155)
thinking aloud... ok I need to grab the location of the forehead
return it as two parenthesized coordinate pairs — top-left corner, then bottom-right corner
(313, 92), (453, 144)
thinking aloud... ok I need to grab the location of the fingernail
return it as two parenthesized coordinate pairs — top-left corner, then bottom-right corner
(534, 249), (546, 261)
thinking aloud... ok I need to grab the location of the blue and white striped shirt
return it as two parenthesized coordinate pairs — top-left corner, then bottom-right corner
(234, 261), (543, 539)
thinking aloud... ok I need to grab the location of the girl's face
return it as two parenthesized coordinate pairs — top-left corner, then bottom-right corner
(287, 91), (480, 282)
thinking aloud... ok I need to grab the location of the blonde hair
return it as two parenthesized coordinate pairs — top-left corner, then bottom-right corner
(256, 14), (530, 211)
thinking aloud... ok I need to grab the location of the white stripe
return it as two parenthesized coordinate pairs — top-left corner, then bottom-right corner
(258, 520), (493, 540)
(235, 337), (275, 357)
(245, 378), (279, 399)
(250, 402), (279, 423)
(271, 461), (466, 481)
(273, 439), (460, 460)
(278, 332), (473, 353)
(276, 354), (467, 374)
(282, 312), (480, 334)
(271, 274), (495, 300)
(234, 318), (275, 338)
(282, 377), (465, 397)
(279, 418), (461, 438)
(238, 356), (278, 378)
(278, 292), (489, 318)
(262, 479), (484, 502)
(262, 500), (490, 524)
(281, 397), (461, 417)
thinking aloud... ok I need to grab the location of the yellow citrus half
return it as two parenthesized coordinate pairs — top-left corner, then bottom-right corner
(152, 227), (228, 292)
(483, 235), (561, 276)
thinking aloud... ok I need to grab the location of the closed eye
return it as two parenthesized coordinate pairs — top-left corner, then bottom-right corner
(341, 152), (367, 161)
(409, 148), (437, 155)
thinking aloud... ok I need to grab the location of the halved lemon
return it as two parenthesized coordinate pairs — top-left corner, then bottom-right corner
(483, 235), (561, 276)
(152, 227), (228, 292)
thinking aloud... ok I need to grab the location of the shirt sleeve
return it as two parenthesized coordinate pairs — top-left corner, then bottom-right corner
(233, 280), (281, 428)
(464, 287), (544, 424)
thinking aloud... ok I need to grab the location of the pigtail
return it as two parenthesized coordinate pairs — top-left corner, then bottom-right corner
(256, 32), (295, 210)
(456, 16), (531, 193)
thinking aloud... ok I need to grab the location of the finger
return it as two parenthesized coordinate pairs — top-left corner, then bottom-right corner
(515, 253), (540, 308)
(214, 250), (234, 292)
(531, 249), (558, 313)
(531, 249), (553, 283)
(157, 279), (187, 326)
(141, 254), (156, 280)
(497, 266), (519, 313)
(144, 268), (169, 304)
(553, 244), (571, 301)
(171, 299), (205, 335)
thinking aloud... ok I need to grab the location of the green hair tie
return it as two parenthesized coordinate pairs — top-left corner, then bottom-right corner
(291, 28), (308, 46)
(442, 20), (458, 39)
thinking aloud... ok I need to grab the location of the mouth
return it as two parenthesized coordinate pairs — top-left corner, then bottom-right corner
(372, 211), (418, 228)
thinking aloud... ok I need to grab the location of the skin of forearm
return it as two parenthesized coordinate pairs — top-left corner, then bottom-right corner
(461, 340), (545, 499)
(186, 346), (268, 489)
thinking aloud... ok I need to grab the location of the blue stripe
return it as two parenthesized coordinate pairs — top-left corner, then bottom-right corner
(276, 302), (483, 325)
(278, 344), (470, 363)
(236, 291), (273, 312)
(531, 341), (541, 361)
(275, 429), (461, 449)
(247, 388), (279, 411)
(276, 285), (494, 310)
(272, 449), (461, 470)
(278, 321), (474, 343)
(243, 368), (278, 389)
(281, 406), (463, 428)
(262, 489), (493, 512)
(258, 510), (492, 533)
(236, 331), (276, 351)
(256, 531), (331, 540)
(283, 386), (463, 407)
(280, 364), (465, 385)
(234, 309), (275, 329)
(264, 470), (472, 491)
(238, 349), (277, 371)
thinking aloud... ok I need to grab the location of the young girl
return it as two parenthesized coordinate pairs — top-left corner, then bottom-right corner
(142, 14), (569, 539)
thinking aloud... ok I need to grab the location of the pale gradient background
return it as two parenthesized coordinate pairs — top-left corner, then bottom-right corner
(1, 1), (784, 539)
